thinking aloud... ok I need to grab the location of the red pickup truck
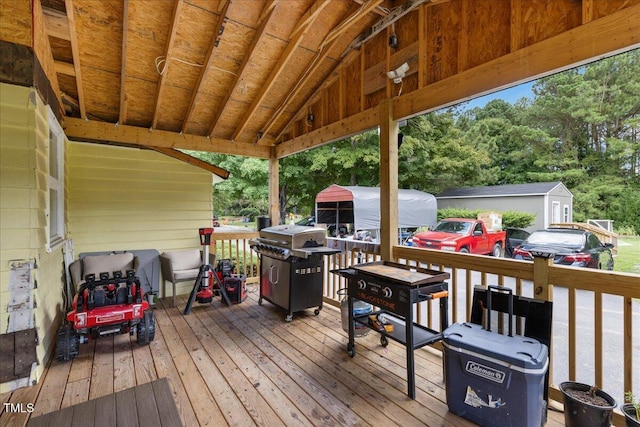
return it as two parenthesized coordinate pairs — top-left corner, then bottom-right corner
(412, 218), (506, 256)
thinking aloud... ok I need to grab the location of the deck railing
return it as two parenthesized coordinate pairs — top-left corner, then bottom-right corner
(209, 231), (639, 425)
(323, 243), (639, 426)
(210, 231), (260, 284)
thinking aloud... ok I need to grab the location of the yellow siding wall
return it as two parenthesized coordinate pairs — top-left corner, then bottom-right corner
(67, 142), (213, 297)
(0, 83), (65, 392)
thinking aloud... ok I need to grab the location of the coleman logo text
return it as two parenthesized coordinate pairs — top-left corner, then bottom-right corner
(465, 361), (506, 384)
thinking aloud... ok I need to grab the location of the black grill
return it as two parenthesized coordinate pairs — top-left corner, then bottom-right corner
(250, 225), (340, 322)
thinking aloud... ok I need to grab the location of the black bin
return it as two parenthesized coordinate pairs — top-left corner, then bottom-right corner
(257, 216), (271, 231)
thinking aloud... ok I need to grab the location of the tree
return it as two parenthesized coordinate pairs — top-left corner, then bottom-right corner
(280, 130), (380, 218)
(399, 112), (494, 193)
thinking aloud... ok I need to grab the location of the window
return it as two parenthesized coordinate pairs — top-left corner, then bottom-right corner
(46, 107), (65, 252)
(563, 205), (570, 222)
(473, 223), (483, 235)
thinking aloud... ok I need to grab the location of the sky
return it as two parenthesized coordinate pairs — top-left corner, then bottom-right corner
(461, 81), (535, 110)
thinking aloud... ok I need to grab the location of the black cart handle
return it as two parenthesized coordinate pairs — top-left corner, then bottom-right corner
(486, 285), (513, 337)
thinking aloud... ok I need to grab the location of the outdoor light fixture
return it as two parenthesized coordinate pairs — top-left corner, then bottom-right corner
(387, 62), (409, 84)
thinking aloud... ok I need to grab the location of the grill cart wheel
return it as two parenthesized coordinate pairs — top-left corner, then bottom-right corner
(56, 323), (80, 362)
(380, 336), (389, 347)
(314, 308), (320, 315)
(137, 310), (156, 345)
(347, 343), (356, 358)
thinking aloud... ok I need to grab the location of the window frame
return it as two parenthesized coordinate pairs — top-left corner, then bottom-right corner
(46, 107), (66, 253)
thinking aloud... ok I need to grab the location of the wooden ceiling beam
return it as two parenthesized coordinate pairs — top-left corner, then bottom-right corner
(290, 0), (327, 39)
(352, 0), (391, 17)
(259, 0), (278, 23)
(265, 0), (384, 140)
(208, 3), (279, 137)
(64, 117), (272, 158)
(119, 0), (129, 125)
(54, 60), (75, 76)
(151, 0), (184, 130)
(230, 1), (331, 142)
(43, 7), (70, 40)
(182, 0), (230, 134)
(151, 147), (230, 179)
(324, 0), (384, 47)
(64, 0), (86, 119)
(275, 108), (379, 158)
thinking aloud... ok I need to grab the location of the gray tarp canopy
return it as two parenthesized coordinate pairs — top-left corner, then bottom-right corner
(315, 185), (437, 231)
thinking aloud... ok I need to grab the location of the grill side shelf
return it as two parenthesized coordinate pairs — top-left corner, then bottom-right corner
(354, 310), (442, 349)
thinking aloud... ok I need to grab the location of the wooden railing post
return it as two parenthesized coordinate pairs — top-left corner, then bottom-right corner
(532, 252), (554, 301)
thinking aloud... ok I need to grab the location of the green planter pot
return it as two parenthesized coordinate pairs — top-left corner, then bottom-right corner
(560, 382), (616, 427)
(622, 403), (640, 427)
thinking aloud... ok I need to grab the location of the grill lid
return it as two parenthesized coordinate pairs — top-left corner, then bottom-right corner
(250, 224), (340, 259)
(258, 224), (328, 249)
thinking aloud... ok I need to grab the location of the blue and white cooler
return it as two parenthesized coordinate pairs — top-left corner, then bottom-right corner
(442, 322), (549, 427)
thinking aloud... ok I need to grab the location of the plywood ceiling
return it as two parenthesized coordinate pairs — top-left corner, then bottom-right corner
(38, 0), (640, 160)
(42, 0), (402, 150)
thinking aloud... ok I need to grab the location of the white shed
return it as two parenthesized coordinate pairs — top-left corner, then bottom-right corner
(436, 182), (573, 231)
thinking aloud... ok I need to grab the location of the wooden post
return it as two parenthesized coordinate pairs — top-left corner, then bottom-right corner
(379, 98), (398, 261)
(532, 254), (553, 301)
(269, 147), (280, 226)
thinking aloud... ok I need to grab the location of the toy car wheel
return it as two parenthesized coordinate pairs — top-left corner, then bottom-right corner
(137, 310), (156, 345)
(55, 324), (80, 362)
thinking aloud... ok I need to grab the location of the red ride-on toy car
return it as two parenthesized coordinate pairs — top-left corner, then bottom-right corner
(56, 270), (155, 361)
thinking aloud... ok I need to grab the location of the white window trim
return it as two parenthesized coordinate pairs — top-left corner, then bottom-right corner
(46, 107), (66, 253)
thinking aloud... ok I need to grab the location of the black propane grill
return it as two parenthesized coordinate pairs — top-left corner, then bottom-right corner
(249, 224), (340, 322)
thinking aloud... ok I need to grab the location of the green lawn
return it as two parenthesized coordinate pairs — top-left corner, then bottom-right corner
(615, 236), (640, 274)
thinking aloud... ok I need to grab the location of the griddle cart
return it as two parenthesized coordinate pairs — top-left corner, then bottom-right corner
(333, 261), (450, 399)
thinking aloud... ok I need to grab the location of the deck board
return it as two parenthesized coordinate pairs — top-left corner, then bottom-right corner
(1, 282), (567, 426)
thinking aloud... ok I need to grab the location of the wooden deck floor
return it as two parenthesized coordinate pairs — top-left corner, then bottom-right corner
(2, 284), (566, 426)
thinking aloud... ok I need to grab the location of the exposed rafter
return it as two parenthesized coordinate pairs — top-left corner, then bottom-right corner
(42, 7), (70, 41)
(289, 0), (327, 39)
(181, 0), (230, 134)
(118, 0), (129, 125)
(325, 0), (384, 47)
(343, 0), (430, 56)
(64, 0), (86, 119)
(265, 0), (385, 139)
(151, 0), (184, 130)
(230, 0), (331, 142)
(54, 60), (75, 76)
(151, 147), (230, 179)
(208, 3), (279, 138)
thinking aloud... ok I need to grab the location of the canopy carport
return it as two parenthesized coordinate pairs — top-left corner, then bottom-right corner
(315, 185), (437, 237)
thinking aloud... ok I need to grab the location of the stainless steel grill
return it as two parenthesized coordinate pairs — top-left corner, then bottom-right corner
(249, 224), (340, 322)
